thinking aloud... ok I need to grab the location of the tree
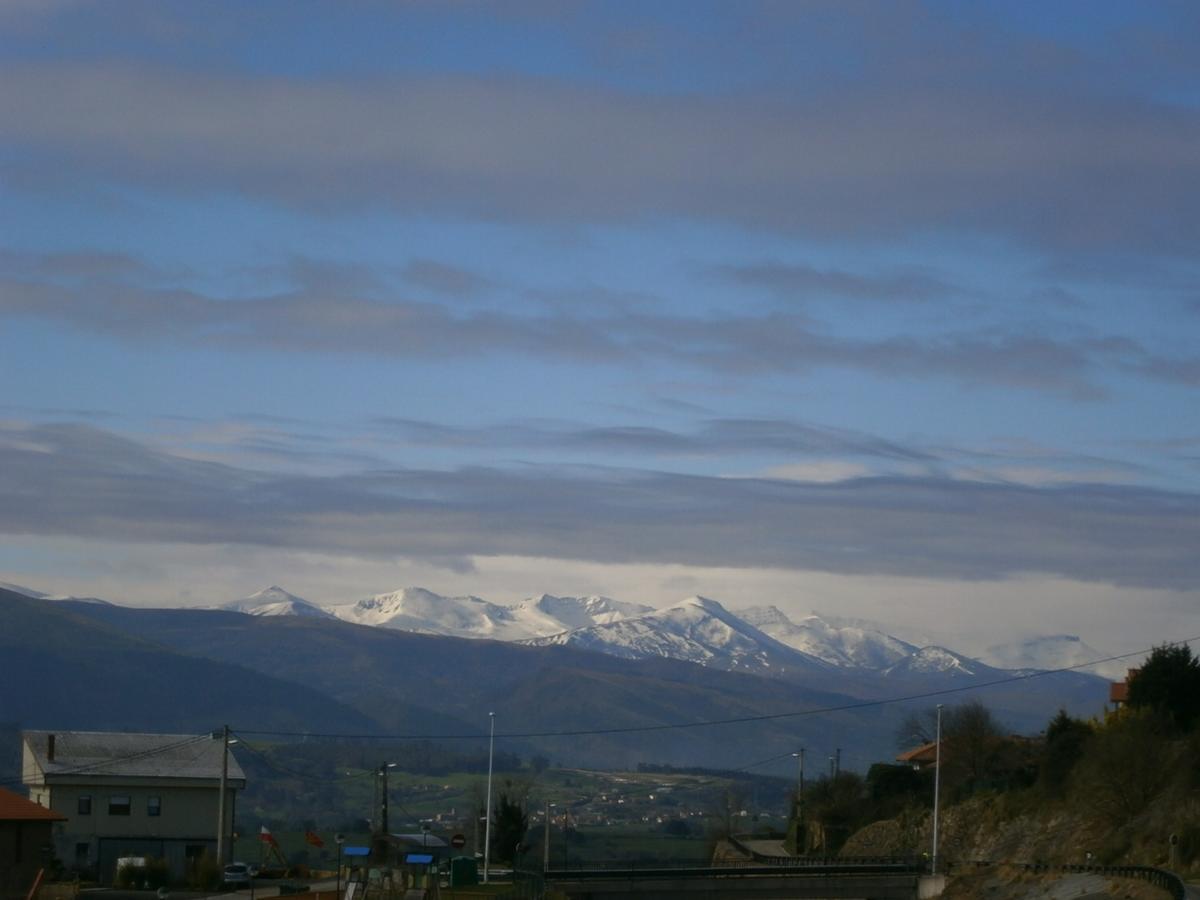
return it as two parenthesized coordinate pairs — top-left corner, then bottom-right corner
(897, 700), (1004, 790)
(1127, 643), (1200, 732)
(491, 792), (529, 864)
(1070, 708), (1171, 824)
(1038, 709), (1093, 796)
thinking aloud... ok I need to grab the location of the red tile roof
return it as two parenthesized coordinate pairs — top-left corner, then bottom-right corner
(0, 786), (66, 822)
(896, 741), (939, 765)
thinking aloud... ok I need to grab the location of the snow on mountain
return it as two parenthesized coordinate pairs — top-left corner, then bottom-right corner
(881, 645), (988, 679)
(0, 581), (113, 605)
(337, 587), (534, 640)
(509, 593), (655, 636)
(0, 581), (49, 598)
(738, 606), (918, 669)
(525, 595), (832, 675)
(223, 586), (334, 619)
(981, 634), (1127, 680)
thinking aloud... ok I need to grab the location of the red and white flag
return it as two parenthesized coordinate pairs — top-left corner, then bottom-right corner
(259, 825), (279, 847)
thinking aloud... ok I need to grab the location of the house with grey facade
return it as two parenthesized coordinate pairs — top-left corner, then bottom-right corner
(21, 730), (244, 883)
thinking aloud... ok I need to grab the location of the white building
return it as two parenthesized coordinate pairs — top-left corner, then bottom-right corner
(21, 730), (245, 882)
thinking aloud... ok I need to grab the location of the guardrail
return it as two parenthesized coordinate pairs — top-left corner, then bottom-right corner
(1021, 862), (1185, 900)
(726, 837), (923, 871)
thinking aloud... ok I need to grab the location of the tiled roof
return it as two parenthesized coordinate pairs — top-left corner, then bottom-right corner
(896, 741), (939, 763)
(23, 730), (245, 782)
(0, 786), (66, 822)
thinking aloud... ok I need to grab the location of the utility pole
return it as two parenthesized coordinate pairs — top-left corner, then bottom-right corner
(835, 748), (841, 777)
(379, 763), (396, 836)
(792, 748), (805, 821)
(828, 755), (835, 779)
(484, 712), (495, 884)
(932, 704), (943, 876)
(543, 801), (551, 872)
(216, 725), (230, 865)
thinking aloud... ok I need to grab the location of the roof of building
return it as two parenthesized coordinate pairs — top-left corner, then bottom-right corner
(0, 786), (67, 822)
(23, 730), (246, 782)
(895, 741), (939, 764)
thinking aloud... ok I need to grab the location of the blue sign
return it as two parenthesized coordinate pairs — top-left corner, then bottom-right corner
(343, 846), (371, 857)
(404, 853), (434, 865)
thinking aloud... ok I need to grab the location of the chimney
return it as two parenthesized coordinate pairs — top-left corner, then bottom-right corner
(47, 733), (55, 762)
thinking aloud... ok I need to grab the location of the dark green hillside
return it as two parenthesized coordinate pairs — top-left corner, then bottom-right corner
(0, 588), (376, 736)
(57, 600), (903, 768)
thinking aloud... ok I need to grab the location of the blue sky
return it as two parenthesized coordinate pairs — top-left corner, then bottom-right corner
(0, 0), (1197, 654)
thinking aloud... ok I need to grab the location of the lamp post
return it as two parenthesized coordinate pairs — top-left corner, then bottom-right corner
(379, 763), (397, 836)
(215, 727), (239, 865)
(791, 748), (805, 824)
(335, 834), (345, 900)
(483, 712), (495, 884)
(932, 704), (943, 876)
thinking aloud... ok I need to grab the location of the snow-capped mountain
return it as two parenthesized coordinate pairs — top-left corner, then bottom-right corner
(223, 586), (334, 619)
(336, 587), (534, 640)
(509, 593), (655, 635)
(0, 581), (49, 599)
(0, 581), (112, 605)
(981, 634), (1127, 680)
(881, 645), (990, 680)
(738, 606), (918, 669)
(334, 588), (656, 641)
(525, 595), (832, 675)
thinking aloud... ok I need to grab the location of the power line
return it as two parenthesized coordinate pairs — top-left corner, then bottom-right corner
(234, 634), (1199, 743)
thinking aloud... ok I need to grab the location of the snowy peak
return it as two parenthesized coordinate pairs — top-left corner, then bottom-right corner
(510, 593), (655, 635)
(0, 581), (49, 599)
(883, 645), (985, 679)
(981, 634), (1125, 680)
(224, 586), (334, 619)
(338, 587), (531, 640)
(525, 594), (831, 675)
(738, 606), (917, 669)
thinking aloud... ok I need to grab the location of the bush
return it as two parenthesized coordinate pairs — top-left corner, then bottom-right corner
(114, 857), (168, 888)
(188, 851), (222, 891)
(143, 857), (170, 889)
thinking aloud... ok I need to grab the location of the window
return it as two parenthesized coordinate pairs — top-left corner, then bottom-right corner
(108, 795), (131, 816)
(75, 843), (89, 864)
(147, 796), (161, 817)
(77, 795), (92, 815)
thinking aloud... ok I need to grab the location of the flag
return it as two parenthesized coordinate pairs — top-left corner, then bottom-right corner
(259, 825), (279, 847)
(305, 830), (325, 848)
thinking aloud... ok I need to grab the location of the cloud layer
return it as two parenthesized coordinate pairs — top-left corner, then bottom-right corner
(3, 422), (1196, 590)
(2, 53), (1200, 253)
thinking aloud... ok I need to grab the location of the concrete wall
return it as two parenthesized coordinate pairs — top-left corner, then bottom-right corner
(44, 785), (234, 880)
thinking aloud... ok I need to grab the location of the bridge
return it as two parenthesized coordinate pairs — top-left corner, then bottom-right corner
(541, 858), (926, 900)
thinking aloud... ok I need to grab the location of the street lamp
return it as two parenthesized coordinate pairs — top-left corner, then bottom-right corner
(483, 712), (495, 884)
(791, 748), (805, 822)
(334, 834), (345, 900)
(215, 727), (239, 865)
(379, 763), (397, 836)
(932, 704), (943, 876)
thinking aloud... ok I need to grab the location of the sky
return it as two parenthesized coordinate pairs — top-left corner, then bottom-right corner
(1, 0), (1198, 657)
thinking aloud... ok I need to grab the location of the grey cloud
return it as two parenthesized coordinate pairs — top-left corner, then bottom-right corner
(714, 261), (964, 304)
(374, 416), (934, 462)
(2, 61), (1200, 252)
(0, 251), (1181, 396)
(401, 259), (492, 297)
(1, 422), (1196, 590)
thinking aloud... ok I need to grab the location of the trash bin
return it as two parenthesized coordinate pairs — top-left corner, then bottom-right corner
(448, 856), (478, 887)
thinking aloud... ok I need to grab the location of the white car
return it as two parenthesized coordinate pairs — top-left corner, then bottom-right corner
(223, 863), (252, 887)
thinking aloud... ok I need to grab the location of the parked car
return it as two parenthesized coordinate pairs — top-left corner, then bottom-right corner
(223, 863), (252, 887)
